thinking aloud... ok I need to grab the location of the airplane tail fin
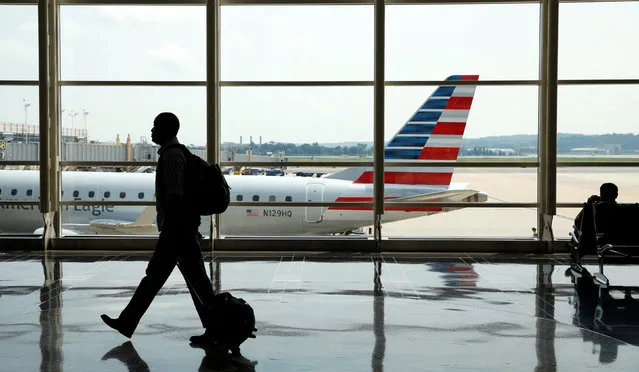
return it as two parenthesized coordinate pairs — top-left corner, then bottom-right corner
(326, 75), (479, 187)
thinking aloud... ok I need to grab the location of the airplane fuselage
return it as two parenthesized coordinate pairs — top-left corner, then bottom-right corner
(0, 170), (448, 236)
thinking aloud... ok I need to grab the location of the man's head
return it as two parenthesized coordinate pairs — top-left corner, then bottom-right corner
(151, 112), (180, 145)
(600, 182), (618, 202)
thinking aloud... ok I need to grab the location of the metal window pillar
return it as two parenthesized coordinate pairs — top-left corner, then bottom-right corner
(373, 0), (385, 253)
(537, 0), (558, 247)
(39, 0), (61, 249)
(207, 0), (221, 251)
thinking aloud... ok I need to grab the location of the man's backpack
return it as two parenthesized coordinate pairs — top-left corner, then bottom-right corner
(169, 144), (231, 215)
(208, 292), (257, 356)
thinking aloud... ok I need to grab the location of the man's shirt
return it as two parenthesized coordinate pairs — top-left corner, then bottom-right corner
(155, 137), (188, 230)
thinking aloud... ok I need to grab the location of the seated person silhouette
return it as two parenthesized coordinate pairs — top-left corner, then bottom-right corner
(574, 182), (618, 230)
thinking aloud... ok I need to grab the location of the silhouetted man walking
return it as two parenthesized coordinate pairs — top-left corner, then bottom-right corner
(101, 112), (215, 344)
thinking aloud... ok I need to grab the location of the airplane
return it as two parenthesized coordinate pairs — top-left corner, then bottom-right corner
(0, 75), (488, 237)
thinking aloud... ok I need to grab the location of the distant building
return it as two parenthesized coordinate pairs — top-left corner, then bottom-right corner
(0, 122), (88, 143)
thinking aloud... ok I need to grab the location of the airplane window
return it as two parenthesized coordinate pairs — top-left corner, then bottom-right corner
(73, 190), (79, 198)
(11, 189), (17, 196)
(138, 192), (144, 199)
(89, 191), (95, 198)
(269, 195), (276, 202)
(0, 189), (2, 195)
(236, 195), (243, 201)
(27, 189), (33, 196)
(252, 195), (259, 202)
(285, 196), (292, 202)
(104, 191), (110, 198)
(120, 192), (126, 198)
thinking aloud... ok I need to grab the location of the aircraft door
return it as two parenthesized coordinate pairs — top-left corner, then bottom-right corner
(305, 184), (324, 223)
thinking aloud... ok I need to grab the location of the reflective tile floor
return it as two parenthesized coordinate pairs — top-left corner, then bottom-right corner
(2, 251), (639, 371)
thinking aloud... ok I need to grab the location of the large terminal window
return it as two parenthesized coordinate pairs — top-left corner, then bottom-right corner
(554, 2), (639, 239)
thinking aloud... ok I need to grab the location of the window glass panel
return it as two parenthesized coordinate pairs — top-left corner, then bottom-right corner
(60, 87), (205, 156)
(387, 4), (540, 80)
(386, 86), (539, 158)
(222, 87), (372, 155)
(559, 2), (639, 79)
(138, 192), (144, 199)
(221, 166), (373, 237)
(60, 6), (205, 81)
(383, 208), (537, 238)
(221, 6), (373, 81)
(0, 5), (38, 80)
(557, 85), (639, 204)
(0, 86), (40, 160)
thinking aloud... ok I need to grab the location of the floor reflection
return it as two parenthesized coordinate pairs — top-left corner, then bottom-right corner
(39, 255), (63, 372)
(534, 264), (556, 372)
(567, 265), (639, 364)
(4, 252), (636, 371)
(372, 259), (385, 372)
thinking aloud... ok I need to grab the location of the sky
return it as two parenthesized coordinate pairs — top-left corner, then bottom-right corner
(1, 3), (639, 146)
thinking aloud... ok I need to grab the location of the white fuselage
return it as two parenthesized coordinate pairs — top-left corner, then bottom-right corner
(0, 170), (452, 236)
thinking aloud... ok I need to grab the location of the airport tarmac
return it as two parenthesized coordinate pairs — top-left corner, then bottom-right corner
(381, 168), (639, 238)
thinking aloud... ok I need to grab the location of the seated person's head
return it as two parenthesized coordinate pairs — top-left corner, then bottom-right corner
(600, 183), (618, 203)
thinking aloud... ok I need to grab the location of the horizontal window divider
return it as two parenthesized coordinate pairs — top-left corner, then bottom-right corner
(59, 161), (157, 167)
(559, 79), (639, 85)
(59, 0), (204, 5)
(0, 161), (41, 166)
(556, 203), (588, 208)
(220, 81), (373, 87)
(383, 201), (536, 208)
(386, 79), (539, 86)
(221, 161), (372, 167)
(557, 162), (639, 167)
(221, 0), (539, 5)
(232, 201), (372, 207)
(220, 80), (540, 87)
(230, 201), (534, 207)
(59, 80), (205, 87)
(220, 161), (539, 167)
(0, 201), (40, 206)
(0, 80), (38, 86)
(51, 0), (638, 7)
(0, 0), (37, 4)
(39, 161), (639, 168)
(60, 201), (154, 206)
(384, 161), (539, 167)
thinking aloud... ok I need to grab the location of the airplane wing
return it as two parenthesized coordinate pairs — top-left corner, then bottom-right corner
(392, 189), (488, 203)
(33, 206), (159, 235)
(87, 206), (158, 234)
